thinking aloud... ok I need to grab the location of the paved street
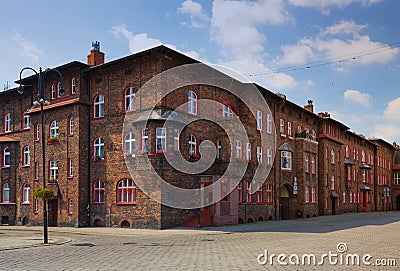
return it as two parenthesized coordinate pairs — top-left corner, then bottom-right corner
(0, 212), (399, 271)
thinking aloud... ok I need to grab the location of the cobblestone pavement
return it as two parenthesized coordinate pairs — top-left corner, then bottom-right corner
(0, 212), (399, 271)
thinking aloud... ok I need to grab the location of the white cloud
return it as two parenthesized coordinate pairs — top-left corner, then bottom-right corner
(178, 0), (209, 28)
(372, 97), (400, 143)
(343, 89), (371, 107)
(287, 0), (382, 10)
(277, 20), (400, 68)
(12, 33), (42, 63)
(110, 24), (201, 60)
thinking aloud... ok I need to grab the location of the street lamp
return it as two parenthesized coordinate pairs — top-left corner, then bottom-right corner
(18, 67), (64, 244)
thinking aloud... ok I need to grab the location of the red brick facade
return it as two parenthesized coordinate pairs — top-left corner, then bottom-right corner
(0, 44), (398, 228)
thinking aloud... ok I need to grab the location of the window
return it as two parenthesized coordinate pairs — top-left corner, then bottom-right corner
(68, 118), (74, 136)
(35, 124), (40, 141)
(117, 179), (136, 204)
(34, 199), (39, 214)
(4, 113), (11, 132)
(141, 129), (148, 152)
(223, 104), (233, 118)
(279, 119), (285, 134)
(93, 137), (105, 160)
(311, 187), (316, 203)
(71, 78), (76, 94)
(246, 181), (252, 203)
(174, 129), (180, 151)
(331, 150), (335, 164)
(266, 114), (272, 134)
(311, 157), (316, 174)
(22, 184), (30, 203)
(361, 151), (365, 162)
(343, 190), (346, 204)
(345, 145), (349, 158)
(51, 84), (56, 99)
(57, 82), (62, 98)
(2, 183), (10, 203)
(281, 151), (292, 170)
(267, 149), (272, 165)
(23, 146), (30, 166)
(68, 159), (73, 178)
(35, 162), (39, 180)
(68, 198), (73, 214)
(331, 175), (335, 190)
(189, 135), (197, 157)
(124, 133), (135, 156)
(266, 183), (273, 204)
(188, 91), (197, 115)
(311, 130), (316, 141)
(287, 122), (292, 137)
(125, 87), (136, 112)
(93, 180), (105, 204)
(3, 147), (10, 167)
(256, 185), (263, 203)
(221, 180), (229, 201)
(305, 186), (309, 203)
(94, 95), (105, 118)
(50, 121), (59, 138)
(256, 110), (262, 131)
(217, 140), (222, 159)
(238, 182), (243, 203)
(257, 146), (263, 164)
(156, 128), (166, 153)
(350, 191), (353, 203)
(245, 143), (251, 161)
(305, 155), (309, 172)
(235, 140), (242, 159)
(49, 161), (58, 180)
(394, 173), (400, 185)
(23, 113), (30, 129)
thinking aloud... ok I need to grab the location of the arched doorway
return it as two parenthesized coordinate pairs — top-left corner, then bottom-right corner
(280, 185), (290, 220)
(396, 195), (400, 211)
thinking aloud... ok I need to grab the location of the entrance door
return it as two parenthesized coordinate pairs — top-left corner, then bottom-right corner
(331, 198), (336, 215)
(280, 186), (290, 220)
(200, 180), (213, 227)
(48, 199), (58, 226)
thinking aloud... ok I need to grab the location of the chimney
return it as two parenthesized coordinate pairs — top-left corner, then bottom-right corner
(87, 41), (105, 66)
(304, 99), (313, 113)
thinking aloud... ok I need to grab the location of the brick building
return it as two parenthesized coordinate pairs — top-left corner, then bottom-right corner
(0, 43), (398, 228)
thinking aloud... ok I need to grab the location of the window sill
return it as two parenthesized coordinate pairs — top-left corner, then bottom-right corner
(91, 116), (105, 121)
(92, 202), (105, 205)
(22, 165), (30, 168)
(281, 169), (292, 172)
(67, 176), (73, 179)
(0, 202), (16, 205)
(22, 127), (31, 131)
(92, 159), (105, 162)
(1, 166), (11, 169)
(22, 202), (30, 205)
(116, 202), (136, 205)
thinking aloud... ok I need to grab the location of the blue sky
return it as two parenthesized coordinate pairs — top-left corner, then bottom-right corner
(0, 0), (399, 143)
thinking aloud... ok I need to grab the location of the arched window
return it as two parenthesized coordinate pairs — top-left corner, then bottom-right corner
(124, 133), (135, 156)
(71, 78), (76, 94)
(3, 147), (10, 167)
(188, 91), (197, 115)
(93, 137), (104, 160)
(23, 146), (30, 166)
(4, 113), (11, 132)
(22, 184), (30, 203)
(2, 183), (10, 203)
(50, 120), (59, 138)
(125, 87), (136, 112)
(117, 179), (136, 203)
(94, 95), (105, 118)
(93, 180), (105, 204)
(189, 135), (197, 157)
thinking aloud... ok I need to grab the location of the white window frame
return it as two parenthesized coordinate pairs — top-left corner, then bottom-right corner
(188, 91), (197, 115)
(257, 146), (263, 164)
(305, 155), (309, 172)
(51, 84), (56, 99)
(35, 162), (39, 180)
(394, 173), (400, 185)
(34, 199), (39, 213)
(266, 114), (272, 134)
(267, 149), (272, 165)
(94, 138), (104, 159)
(3, 147), (10, 167)
(311, 187), (316, 203)
(217, 140), (222, 159)
(93, 180), (105, 203)
(124, 133), (135, 155)
(68, 198), (73, 214)
(246, 181), (252, 203)
(331, 175), (335, 190)
(23, 114), (30, 129)
(141, 129), (148, 152)
(57, 82), (62, 98)
(279, 119), (285, 134)
(311, 157), (316, 174)
(2, 183), (10, 203)
(174, 129), (180, 151)
(305, 186), (309, 203)
(223, 104), (233, 118)
(71, 78), (76, 94)
(331, 150), (335, 164)
(5, 113), (11, 132)
(69, 118), (74, 135)
(245, 143), (251, 161)
(287, 121), (292, 137)
(22, 184), (30, 203)
(68, 159), (73, 177)
(49, 160), (59, 180)
(94, 95), (105, 118)
(35, 124), (40, 141)
(281, 151), (292, 170)
(125, 87), (136, 112)
(256, 110), (262, 131)
(235, 140), (242, 159)
(189, 135), (197, 156)
(23, 146), (30, 166)
(156, 128), (166, 152)
(50, 121), (59, 138)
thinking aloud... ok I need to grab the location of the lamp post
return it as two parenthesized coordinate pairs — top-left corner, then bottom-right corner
(18, 67), (64, 244)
